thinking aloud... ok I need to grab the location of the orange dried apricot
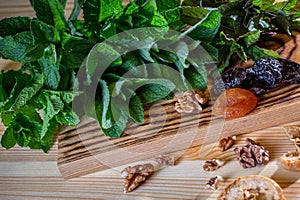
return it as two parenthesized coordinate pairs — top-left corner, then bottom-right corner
(213, 88), (258, 119)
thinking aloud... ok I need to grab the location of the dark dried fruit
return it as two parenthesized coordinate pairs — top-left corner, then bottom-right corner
(213, 88), (258, 119)
(234, 138), (269, 169)
(214, 58), (300, 95)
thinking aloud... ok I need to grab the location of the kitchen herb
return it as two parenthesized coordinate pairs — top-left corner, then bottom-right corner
(0, 0), (299, 152)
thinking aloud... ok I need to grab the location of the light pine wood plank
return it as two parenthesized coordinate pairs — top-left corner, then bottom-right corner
(0, 0), (300, 199)
(57, 84), (300, 178)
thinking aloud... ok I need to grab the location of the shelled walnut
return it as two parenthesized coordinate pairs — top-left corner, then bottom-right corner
(234, 138), (269, 168)
(154, 155), (175, 166)
(218, 136), (236, 152)
(174, 91), (202, 113)
(121, 163), (154, 193)
(203, 158), (225, 172)
(283, 126), (300, 141)
(194, 88), (210, 105)
(205, 176), (223, 190)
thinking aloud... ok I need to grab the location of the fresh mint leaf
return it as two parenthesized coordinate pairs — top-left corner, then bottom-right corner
(38, 44), (60, 89)
(61, 34), (93, 69)
(184, 65), (207, 91)
(86, 43), (121, 76)
(181, 7), (210, 25)
(83, 0), (124, 29)
(11, 112), (43, 147)
(11, 72), (43, 110)
(38, 91), (64, 138)
(156, 0), (181, 12)
(95, 79), (129, 138)
(30, 20), (60, 44)
(151, 50), (178, 63)
(240, 30), (260, 47)
(56, 105), (80, 126)
(0, 36), (27, 62)
(246, 46), (280, 60)
(136, 80), (175, 104)
(0, 17), (31, 37)
(129, 94), (144, 124)
(30, 0), (67, 31)
(188, 10), (221, 41)
(96, 80), (112, 129)
(1, 126), (17, 149)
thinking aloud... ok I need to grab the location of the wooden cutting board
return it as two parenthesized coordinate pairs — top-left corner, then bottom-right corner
(57, 31), (300, 179)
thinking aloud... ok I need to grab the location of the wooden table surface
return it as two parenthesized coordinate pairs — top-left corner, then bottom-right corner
(1, 1), (300, 199)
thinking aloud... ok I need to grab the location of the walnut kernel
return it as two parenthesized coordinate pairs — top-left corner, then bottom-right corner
(154, 155), (175, 166)
(121, 163), (154, 193)
(234, 138), (269, 169)
(218, 136), (236, 151)
(203, 158), (225, 172)
(205, 176), (223, 190)
(174, 91), (202, 113)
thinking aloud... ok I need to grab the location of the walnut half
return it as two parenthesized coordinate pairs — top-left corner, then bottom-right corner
(121, 163), (154, 193)
(203, 158), (225, 172)
(154, 155), (175, 166)
(218, 136), (236, 152)
(205, 176), (223, 190)
(234, 138), (269, 169)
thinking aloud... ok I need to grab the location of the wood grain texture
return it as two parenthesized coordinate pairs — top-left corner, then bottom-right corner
(0, 0), (300, 199)
(1, 123), (300, 199)
(58, 75), (300, 179)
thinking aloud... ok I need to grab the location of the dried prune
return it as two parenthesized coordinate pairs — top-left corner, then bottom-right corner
(214, 58), (300, 95)
(213, 88), (258, 119)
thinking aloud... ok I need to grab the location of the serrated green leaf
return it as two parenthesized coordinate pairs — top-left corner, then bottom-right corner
(38, 44), (60, 89)
(83, 0), (124, 30)
(11, 72), (43, 110)
(30, 20), (60, 44)
(61, 34), (93, 69)
(0, 17), (31, 37)
(30, 0), (67, 31)
(188, 10), (221, 41)
(56, 105), (80, 126)
(0, 36), (27, 62)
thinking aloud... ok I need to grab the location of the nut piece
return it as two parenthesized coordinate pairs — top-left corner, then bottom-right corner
(203, 158), (225, 172)
(283, 126), (300, 141)
(121, 163), (154, 193)
(174, 91), (202, 113)
(234, 138), (269, 168)
(218, 175), (285, 200)
(205, 176), (223, 190)
(154, 155), (175, 166)
(218, 136), (236, 152)
(280, 138), (300, 171)
(194, 88), (210, 105)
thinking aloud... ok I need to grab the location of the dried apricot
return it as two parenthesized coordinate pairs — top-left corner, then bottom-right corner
(213, 88), (258, 119)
